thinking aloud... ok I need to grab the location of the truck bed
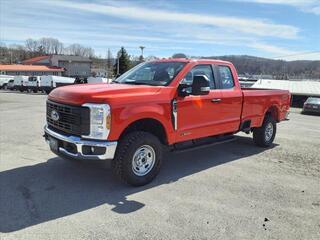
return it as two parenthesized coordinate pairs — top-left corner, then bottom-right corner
(241, 88), (291, 127)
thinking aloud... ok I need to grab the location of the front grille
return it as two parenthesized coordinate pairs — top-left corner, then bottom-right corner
(47, 100), (90, 136)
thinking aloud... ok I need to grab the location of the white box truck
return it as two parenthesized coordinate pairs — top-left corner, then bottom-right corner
(13, 76), (29, 92)
(40, 76), (75, 94)
(26, 76), (42, 93)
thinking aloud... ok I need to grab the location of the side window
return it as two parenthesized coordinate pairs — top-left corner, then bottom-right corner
(218, 66), (234, 89)
(181, 65), (215, 89)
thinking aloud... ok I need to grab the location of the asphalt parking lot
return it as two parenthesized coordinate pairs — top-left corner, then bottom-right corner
(0, 90), (319, 240)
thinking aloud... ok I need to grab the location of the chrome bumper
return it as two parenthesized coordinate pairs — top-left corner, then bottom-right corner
(44, 125), (117, 160)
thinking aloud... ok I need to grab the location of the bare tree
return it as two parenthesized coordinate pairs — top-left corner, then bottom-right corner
(37, 37), (63, 54)
(38, 38), (51, 54)
(7, 44), (27, 63)
(67, 43), (83, 56)
(25, 39), (38, 52)
(50, 38), (63, 54)
(67, 43), (94, 57)
(84, 47), (95, 58)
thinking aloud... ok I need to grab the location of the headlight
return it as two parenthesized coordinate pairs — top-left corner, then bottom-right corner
(82, 103), (111, 140)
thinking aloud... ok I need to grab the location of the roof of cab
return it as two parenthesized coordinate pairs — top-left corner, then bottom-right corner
(151, 58), (232, 65)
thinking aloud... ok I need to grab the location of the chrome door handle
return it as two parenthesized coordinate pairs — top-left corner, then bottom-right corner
(211, 98), (221, 103)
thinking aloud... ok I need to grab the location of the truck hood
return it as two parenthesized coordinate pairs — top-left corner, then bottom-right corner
(48, 83), (163, 105)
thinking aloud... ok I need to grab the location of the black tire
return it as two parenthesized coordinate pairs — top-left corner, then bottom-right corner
(45, 90), (51, 94)
(253, 115), (276, 147)
(33, 89), (38, 93)
(112, 131), (163, 186)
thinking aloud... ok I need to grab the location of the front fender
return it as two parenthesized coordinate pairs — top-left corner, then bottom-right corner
(108, 103), (175, 144)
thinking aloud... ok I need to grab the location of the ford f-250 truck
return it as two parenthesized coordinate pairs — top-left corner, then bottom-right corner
(44, 59), (290, 186)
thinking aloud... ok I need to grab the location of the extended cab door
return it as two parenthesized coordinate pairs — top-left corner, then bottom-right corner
(175, 64), (224, 142)
(213, 65), (242, 133)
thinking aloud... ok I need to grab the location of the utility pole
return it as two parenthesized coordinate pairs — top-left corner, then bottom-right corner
(106, 48), (112, 78)
(117, 51), (120, 75)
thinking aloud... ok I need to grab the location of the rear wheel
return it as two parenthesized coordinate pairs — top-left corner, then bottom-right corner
(112, 131), (163, 186)
(253, 115), (276, 147)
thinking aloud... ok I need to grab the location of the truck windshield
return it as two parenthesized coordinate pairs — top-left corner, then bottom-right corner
(114, 62), (187, 86)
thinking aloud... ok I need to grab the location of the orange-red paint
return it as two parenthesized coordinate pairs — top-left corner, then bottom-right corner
(48, 59), (290, 145)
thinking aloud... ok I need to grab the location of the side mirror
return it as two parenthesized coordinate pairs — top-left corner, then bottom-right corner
(178, 83), (192, 97)
(191, 75), (210, 95)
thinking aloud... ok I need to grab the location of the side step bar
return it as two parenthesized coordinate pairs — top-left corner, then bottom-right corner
(172, 135), (237, 153)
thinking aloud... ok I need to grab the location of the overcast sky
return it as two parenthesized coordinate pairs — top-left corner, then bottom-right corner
(1, 0), (320, 60)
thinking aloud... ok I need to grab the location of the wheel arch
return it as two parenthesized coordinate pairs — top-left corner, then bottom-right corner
(118, 118), (170, 145)
(265, 105), (280, 122)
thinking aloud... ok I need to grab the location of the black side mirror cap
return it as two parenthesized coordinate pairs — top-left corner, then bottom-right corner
(191, 75), (210, 95)
(178, 83), (192, 97)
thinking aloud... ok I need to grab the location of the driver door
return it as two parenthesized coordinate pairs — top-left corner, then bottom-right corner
(175, 64), (223, 142)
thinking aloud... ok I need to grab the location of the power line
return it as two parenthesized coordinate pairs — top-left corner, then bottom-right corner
(273, 51), (320, 59)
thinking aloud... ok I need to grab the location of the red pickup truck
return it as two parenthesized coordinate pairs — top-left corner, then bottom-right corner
(44, 59), (290, 186)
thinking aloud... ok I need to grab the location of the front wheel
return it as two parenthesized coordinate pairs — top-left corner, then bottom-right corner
(112, 131), (163, 186)
(253, 115), (276, 147)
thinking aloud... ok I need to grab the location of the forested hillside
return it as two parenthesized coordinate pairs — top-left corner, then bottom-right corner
(203, 55), (320, 79)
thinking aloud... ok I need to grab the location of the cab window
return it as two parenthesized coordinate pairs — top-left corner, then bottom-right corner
(218, 66), (234, 89)
(181, 64), (215, 89)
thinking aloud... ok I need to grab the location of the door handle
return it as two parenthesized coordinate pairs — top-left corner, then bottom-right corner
(211, 98), (221, 103)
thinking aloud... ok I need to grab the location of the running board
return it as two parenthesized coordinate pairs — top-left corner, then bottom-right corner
(172, 135), (236, 153)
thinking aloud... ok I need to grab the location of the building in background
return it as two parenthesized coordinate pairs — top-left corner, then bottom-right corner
(91, 68), (107, 77)
(22, 55), (92, 78)
(91, 57), (116, 78)
(252, 79), (320, 107)
(0, 64), (64, 76)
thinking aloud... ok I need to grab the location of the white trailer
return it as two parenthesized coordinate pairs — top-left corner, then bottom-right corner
(13, 76), (29, 92)
(87, 77), (111, 84)
(0, 75), (14, 89)
(26, 76), (42, 93)
(40, 75), (75, 94)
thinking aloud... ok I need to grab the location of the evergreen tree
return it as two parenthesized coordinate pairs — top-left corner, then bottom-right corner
(113, 47), (131, 76)
(139, 55), (144, 62)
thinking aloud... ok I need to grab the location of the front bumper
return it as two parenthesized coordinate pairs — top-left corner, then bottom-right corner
(44, 125), (117, 160)
(303, 107), (320, 113)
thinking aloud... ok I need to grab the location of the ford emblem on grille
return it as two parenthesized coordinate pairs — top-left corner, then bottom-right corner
(51, 110), (60, 121)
